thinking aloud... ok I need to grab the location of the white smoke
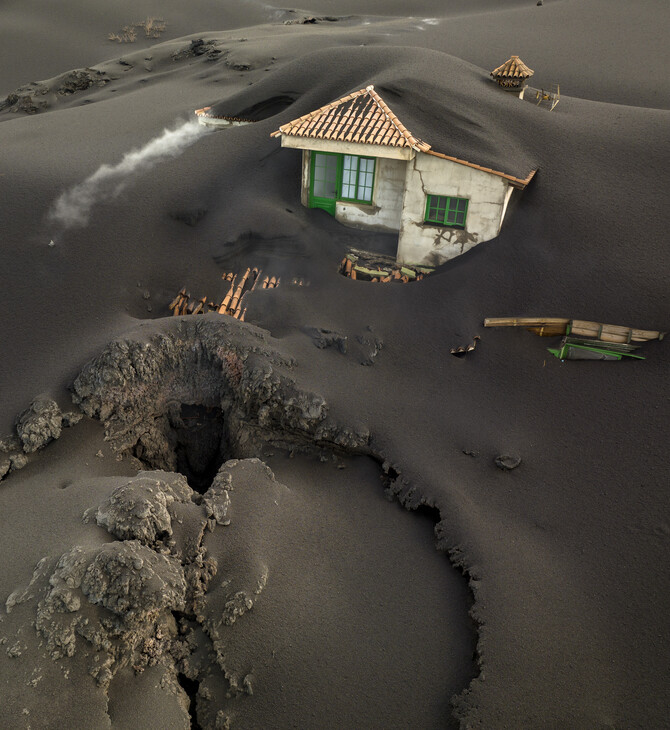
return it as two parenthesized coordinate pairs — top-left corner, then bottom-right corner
(49, 120), (210, 228)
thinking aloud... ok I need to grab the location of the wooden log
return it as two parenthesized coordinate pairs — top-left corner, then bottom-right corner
(484, 317), (570, 329)
(220, 276), (236, 312)
(230, 269), (250, 312)
(169, 288), (187, 310)
(229, 286), (243, 313)
(526, 325), (568, 337)
(171, 296), (184, 316)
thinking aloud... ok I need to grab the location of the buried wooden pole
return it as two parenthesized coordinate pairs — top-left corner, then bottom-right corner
(229, 268), (250, 313)
(220, 276), (237, 313)
(169, 288), (187, 310)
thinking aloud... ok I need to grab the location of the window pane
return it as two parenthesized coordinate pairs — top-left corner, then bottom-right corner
(426, 195), (468, 225)
(341, 155), (358, 198)
(313, 153), (338, 198)
(356, 158), (375, 201)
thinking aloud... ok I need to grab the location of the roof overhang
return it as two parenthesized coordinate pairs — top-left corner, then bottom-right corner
(279, 134), (415, 160)
(425, 149), (537, 189)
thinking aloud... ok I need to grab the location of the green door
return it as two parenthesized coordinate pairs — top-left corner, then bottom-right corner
(309, 152), (339, 216)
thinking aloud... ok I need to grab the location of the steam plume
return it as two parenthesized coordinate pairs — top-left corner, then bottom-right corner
(49, 120), (210, 228)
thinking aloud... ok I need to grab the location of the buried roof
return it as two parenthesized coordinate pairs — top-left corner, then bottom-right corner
(272, 85), (536, 189)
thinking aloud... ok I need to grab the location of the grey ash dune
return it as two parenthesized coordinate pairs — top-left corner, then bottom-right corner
(0, 1), (669, 728)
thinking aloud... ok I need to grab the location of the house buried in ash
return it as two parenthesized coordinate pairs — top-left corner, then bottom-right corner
(195, 65), (537, 268)
(268, 84), (536, 267)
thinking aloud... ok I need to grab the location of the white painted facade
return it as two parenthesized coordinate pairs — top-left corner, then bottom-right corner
(285, 135), (519, 267)
(397, 152), (511, 266)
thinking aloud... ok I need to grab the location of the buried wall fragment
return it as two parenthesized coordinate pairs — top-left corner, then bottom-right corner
(339, 249), (433, 283)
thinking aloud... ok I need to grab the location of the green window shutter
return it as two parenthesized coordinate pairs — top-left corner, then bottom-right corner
(425, 194), (468, 228)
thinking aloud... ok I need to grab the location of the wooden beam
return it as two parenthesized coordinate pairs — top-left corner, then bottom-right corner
(485, 317), (665, 343)
(484, 317), (570, 328)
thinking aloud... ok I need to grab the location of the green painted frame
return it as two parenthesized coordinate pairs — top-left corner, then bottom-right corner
(424, 194), (469, 229)
(338, 154), (377, 205)
(309, 151), (341, 216)
(308, 151), (377, 215)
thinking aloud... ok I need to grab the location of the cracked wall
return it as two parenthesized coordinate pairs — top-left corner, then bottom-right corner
(397, 152), (511, 266)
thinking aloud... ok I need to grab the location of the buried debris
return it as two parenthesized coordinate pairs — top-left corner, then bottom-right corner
(495, 454), (522, 471)
(484, 317), (665, 343)
(339, 249), (433, 283)
(451, 336), (480, 357)
(485, 316), (665, 361)
(169, 268), (285, 320)
(548, 337), (645, 361)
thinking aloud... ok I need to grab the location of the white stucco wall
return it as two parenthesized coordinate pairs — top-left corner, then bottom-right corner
(396, 153), (512, 266)
(299, 150), (406, 232)
(335, 156), (406, 232)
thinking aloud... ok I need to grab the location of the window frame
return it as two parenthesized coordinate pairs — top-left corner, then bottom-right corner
(424, 194), (469, 229)
(309, 151), (377, 208)
(339, 154), (376, 205)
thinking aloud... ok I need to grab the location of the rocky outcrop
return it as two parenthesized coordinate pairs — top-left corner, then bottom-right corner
(0, 396), (82, 481)
(95, 471), (193, 545)
(16, 396), (63, 453)
(70, 318), (370, 469)
(5, 459), (276, 726)
(0, 68), (111, 115)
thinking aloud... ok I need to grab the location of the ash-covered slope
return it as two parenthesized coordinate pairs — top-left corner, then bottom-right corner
(0, 4), (669, 729)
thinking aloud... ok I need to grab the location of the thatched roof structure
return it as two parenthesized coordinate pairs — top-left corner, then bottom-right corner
(491, 56), (534, 88)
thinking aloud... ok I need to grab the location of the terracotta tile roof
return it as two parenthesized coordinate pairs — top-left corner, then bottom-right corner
(270, 86), (431, 152)
(491, 56), (534, 81)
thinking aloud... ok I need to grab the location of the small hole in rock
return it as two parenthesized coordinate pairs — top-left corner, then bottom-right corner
(132, 403), (233, 494)
(172, 405), (228, 493)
